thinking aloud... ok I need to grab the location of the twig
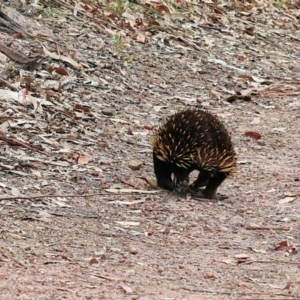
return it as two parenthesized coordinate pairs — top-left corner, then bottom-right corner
(182, 287), (230, 294)
(49, 212), (99, 219)
(283, 193), (300, 197)
(91, 273), (124, 281)
(213, 259), (299, 266)
(249, 260), (300, 265)
(0, 193), (113, 201)
(0, 132), (47, 156)
(0, 11), (32, 38)
(181, 287), (295, 298)
(173, 35), (204, 51)
(128, 0), (164, 16)
(245, 226), (291, 231)
(0, 76), (18, 91)
(0, 191), (154, 201)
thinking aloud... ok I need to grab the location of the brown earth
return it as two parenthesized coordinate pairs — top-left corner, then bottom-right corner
(0, 1), (299, 299)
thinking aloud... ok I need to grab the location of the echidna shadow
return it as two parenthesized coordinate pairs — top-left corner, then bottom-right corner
(151, 109), (237, 200)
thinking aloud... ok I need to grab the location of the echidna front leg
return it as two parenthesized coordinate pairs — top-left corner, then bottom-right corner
(190, 170), (211, 190)
(202, 172), (227, 199)
(153, 155), (174, 191)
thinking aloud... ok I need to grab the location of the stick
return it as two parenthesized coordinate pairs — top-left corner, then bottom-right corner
(245, 226), (291, 231)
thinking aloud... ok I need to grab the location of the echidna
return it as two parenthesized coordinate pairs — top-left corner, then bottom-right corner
(151, 108), (237, 199)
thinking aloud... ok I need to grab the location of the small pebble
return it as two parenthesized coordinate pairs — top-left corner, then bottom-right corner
(102, 108), (114, 116)
(89, 257), (99, 264)
(128, 160), (143, 170)
(129, 246), (138, 255)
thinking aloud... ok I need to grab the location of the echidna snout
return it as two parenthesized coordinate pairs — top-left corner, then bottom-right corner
(173, 169), (190, 193)
(153, 153), (191, 192)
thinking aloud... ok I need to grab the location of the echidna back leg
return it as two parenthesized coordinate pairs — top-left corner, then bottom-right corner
(190, 170), (211, 190)
(202, 172), (227, 199)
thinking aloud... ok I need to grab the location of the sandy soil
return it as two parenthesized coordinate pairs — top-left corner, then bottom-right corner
(0, 1), (299, 299)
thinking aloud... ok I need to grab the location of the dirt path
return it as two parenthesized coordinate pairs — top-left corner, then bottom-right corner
(0, 1), (299, 299)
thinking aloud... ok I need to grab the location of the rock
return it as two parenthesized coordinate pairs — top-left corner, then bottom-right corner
(128, 160), (143, 170)
(102, 108), (114, 116)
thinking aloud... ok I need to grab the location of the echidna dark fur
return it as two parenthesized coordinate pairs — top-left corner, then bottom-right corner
(151, 108), (237, 199)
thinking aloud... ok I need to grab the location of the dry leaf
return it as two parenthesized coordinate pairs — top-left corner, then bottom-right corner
(237, 282), (252, 289)
(111, 200), (145, 205)
(252, 248), (267, 254)
(110, 118), (131, 124)
(78, 154), (90, 165)
(222, 259), (235, 265)
(245, 131), (262, 140)
(115, 221), (140, 226)
(234, 253), (250, 259)
(283, 275), (292, 292)
(120, 284), (133, 294)
(275, 241), (297, 253)
(131, 130), (149, 136)
(0, 52), (7, 62)
(278, 197), (295, 204)
(136, 32), (147, 43)
(18, 88), (30, 106)
(42, 45), (82, 69)
(204, 273), (217, 279)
